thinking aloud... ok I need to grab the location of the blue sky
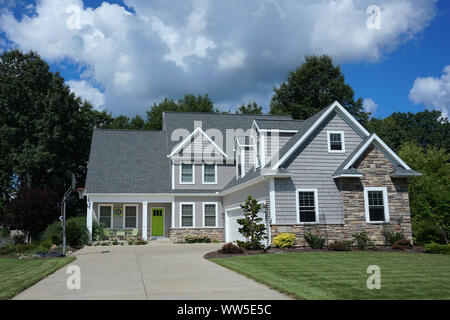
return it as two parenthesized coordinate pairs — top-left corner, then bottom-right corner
(0, 0), (448, 118)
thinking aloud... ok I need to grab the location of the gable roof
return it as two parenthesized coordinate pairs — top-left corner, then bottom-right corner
(85, 130), (173, 193)
(163, 112), (292, 156)
(168, 127), (228, 158)
(333, 133), (421, 178)
(270, 101), (370, 170)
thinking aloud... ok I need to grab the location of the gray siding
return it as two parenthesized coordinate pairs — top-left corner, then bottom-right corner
(223, 181), (269, 209)
(275, 112), (364, 224)
(174, 162), (235, 190)
(174, 196), (223, 228)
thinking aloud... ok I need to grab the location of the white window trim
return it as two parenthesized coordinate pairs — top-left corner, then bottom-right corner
(327, 131), (345, 153)
(123, 204), (138, 229)
(99, 204), (113, 228)
(364, 187), (390, 224)
(202, 202), (218, 228)
(202, 163), (217, 185)
(180, 202), (196, 228)
(296, 189), (319, 224)
(179, 163), (195, 185)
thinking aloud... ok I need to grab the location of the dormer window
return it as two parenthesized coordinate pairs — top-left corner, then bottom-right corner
(327, 131), (345, 153)
(180, 163), (194, 184)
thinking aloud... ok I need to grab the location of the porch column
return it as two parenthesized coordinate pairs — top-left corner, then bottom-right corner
(142, 202), (148, 240)
(87, 202), (93, 241)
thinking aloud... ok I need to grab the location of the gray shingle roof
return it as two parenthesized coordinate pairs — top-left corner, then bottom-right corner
(332, 135), (373, 177)
(163, 112), (292, 155)
(255, 119), (304, 130)
(390, 167), (422, 177)
(85, 130), (172, 193)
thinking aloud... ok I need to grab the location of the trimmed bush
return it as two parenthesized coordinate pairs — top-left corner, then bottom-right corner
(273, 233), (296, 249)
(184, 235), (212, 243)
(328, 240), (352, 251)
(304, 232), (325, 249)
(392, 239), (412, 250)
(39, 239), (52, 250)
(236, 240), (251, 250)
(15, 243), (34, 253)
(352, 231), (375, 250)
(424, 242), (450, 254)
(219, 243), (244, 254)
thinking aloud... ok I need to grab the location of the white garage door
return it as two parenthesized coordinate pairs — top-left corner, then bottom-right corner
(225, 207), (267, 243)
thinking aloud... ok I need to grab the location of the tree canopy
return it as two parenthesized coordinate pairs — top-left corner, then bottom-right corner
(270, 55), (368, 122)
(236, 101), (263, 115)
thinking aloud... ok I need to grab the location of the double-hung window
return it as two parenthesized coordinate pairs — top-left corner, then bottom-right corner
(180, 163), (194, 184)
(203, 203), (217, 227)
(297, 190), (319, 223)
(99, 205), (112, 228)
(364, 187), (390, 223)
(124, 205), (137, 228)
(327, 131), (345, 153)
(203, 163), (217, 184)
(181, 203), (194, 227)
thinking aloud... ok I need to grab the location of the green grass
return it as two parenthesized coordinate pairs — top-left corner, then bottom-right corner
(211, 252), (450, 300)
(0, 256), (75, 300)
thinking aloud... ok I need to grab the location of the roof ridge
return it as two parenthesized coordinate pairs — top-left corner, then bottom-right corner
(93, 129), (163, 133)
(163, 111), (291, 118)
(256, 118), (304, 122)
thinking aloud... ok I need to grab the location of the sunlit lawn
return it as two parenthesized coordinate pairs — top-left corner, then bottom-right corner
(211, 252), (450, 300)
(0, 256), (75, 300)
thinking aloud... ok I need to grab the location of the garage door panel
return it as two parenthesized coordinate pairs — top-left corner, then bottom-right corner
(226, 208), (267, 243)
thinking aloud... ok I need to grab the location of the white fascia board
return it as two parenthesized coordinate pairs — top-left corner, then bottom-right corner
(343, 134), (411, 171)
(271, 101), (370, 170)
(332, 174), (363, 179)
(252, 120), (261, 132)
(220, 176), (266, 196)
(168, 127), (228, 158)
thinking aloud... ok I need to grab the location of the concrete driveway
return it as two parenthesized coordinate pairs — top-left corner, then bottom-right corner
(14, 241), (290, 300)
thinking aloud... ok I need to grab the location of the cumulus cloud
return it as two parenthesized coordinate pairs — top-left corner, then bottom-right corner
(409, 65), (450, 118)
(0, 0), (437, 115)
(363, 98), (378, 115)
(66, 79), (105, 109)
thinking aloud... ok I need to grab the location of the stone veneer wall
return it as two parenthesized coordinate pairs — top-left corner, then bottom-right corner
(169, 228), (224, 243)
(272, 146), (412, 246)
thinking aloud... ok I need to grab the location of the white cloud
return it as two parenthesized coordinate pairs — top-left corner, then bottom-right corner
(363, 98), (378, 114)
(409, 65), (450, 118)
(218, 50), (246, 71)
(67, 80), (105, 109)
(0, 0), (437, 115)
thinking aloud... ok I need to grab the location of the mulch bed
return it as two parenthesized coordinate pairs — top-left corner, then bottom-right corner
(204, 245), (425, 259)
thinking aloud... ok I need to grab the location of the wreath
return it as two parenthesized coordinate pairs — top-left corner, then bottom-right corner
(114, 207), (123, 217)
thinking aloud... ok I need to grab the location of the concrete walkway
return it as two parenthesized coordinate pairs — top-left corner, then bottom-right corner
(14, 241), (290, 300)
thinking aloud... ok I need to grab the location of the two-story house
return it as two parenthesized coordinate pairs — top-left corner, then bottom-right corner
(84, 101), (420, 246)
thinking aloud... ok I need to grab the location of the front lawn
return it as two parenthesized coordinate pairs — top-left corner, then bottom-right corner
(211, 252), (450, 299)
(0, 257), (75, 300)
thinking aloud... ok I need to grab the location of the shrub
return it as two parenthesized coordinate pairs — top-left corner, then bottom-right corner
(42, 216), (90, 247)
(219, 243), (244, 254)
(112, 239), (119, 245)
(0, 243), (16, 256)
(304, 232), (325, 249)
(328, 240), (352, 251)
(236, 240), (251, 250)
(352, 231), (375, 250)
(424, 242), (450, 254)
(15, 243), (34, 253)
(127, 239), (135, 246)
(1, 226), (10, 238)
(135, 240), (147, 245)
(92, 221), (103, 242)
(39, 239), (52, 250)
(184, 235), (212, 243)
(392, 239), (412, 250)
(237, 196), (266, 250)
(273, 233), (296, 249)
(382, 225), (405, 245)
(212, 239), (219, 243)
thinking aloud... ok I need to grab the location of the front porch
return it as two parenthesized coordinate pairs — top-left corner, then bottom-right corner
(87, 200), (173, 241)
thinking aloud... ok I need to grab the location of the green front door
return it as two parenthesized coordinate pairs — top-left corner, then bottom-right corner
(151, 208), (164, 236)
